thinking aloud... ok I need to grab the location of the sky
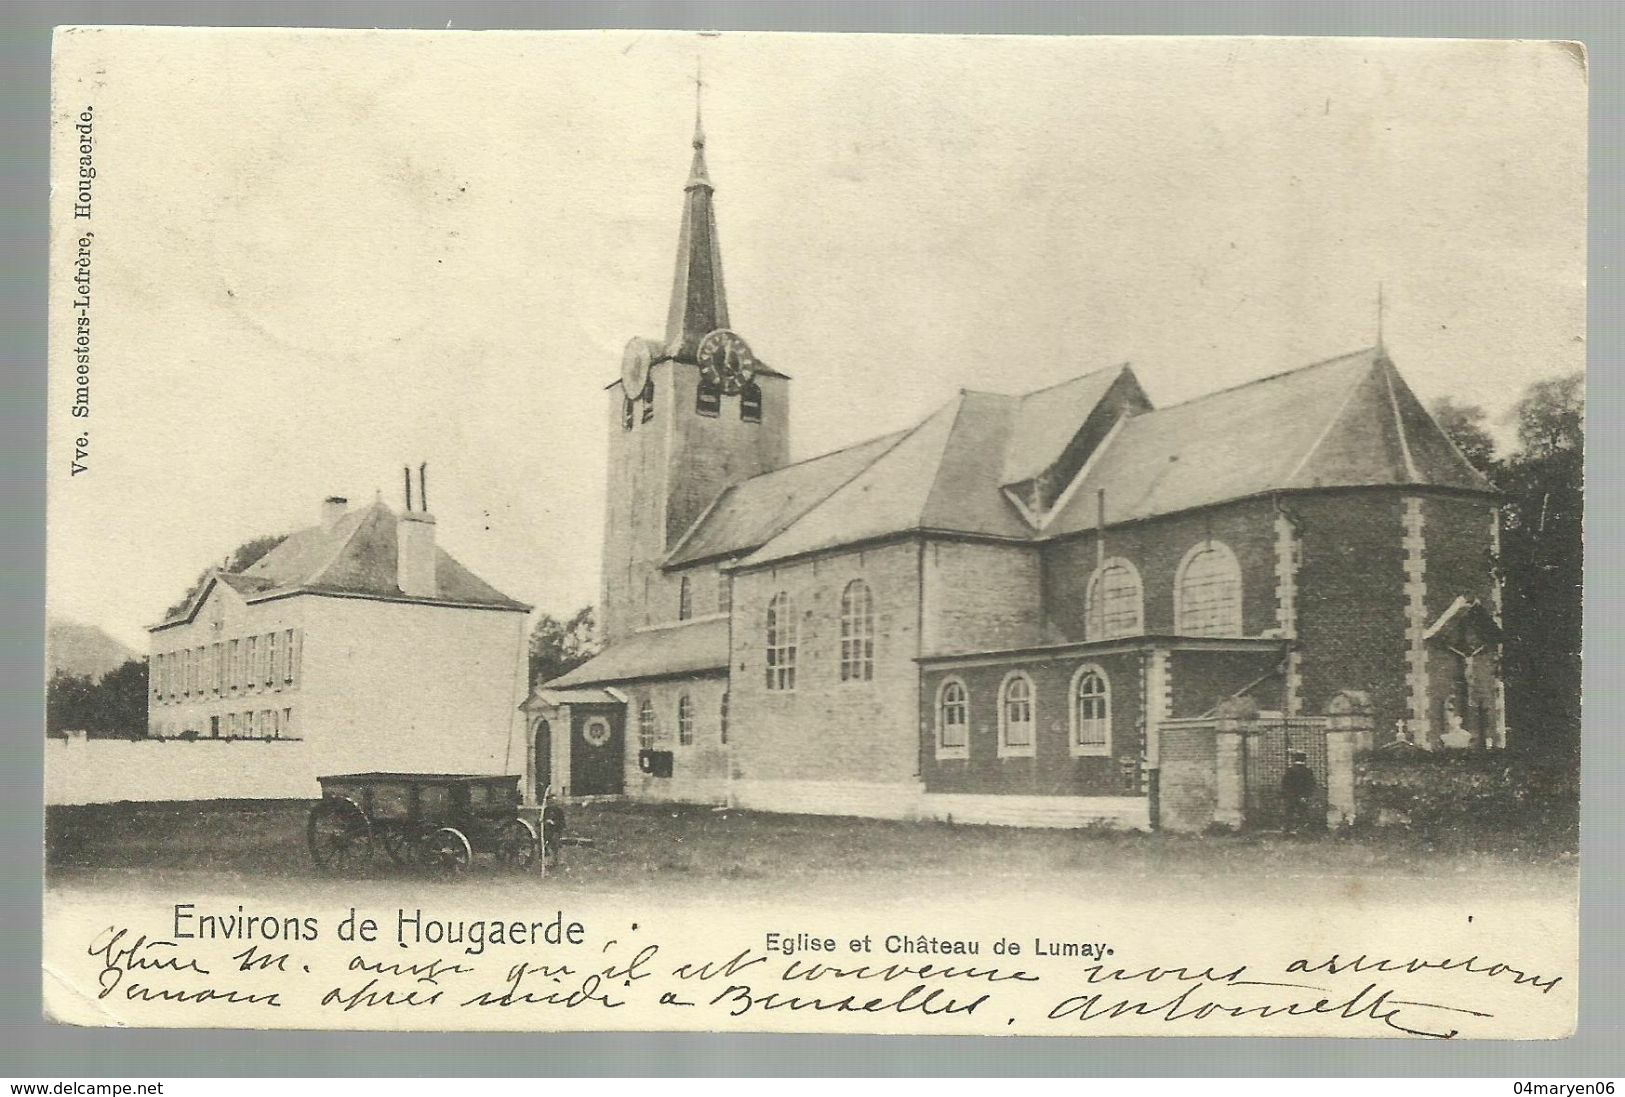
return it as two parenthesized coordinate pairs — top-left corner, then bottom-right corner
(47, 30), (1586, 651)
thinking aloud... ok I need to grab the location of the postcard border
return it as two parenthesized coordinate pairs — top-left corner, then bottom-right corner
(6, 0), (1619, 1078)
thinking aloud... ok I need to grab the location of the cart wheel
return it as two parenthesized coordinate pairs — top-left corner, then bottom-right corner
(307, 798), (371, 872)
(378, 826), (420, 868)
(424, 827), (472, 876)
(495, 819), (540, 871)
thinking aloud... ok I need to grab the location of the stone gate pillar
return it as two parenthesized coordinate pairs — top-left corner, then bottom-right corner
(1325, 690), (1372, 828)
(1213, 697), (1258, 829)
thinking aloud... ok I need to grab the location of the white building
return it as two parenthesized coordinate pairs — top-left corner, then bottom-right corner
(147, 494), (532, 780)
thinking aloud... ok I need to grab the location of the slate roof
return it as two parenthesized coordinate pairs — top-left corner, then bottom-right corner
(153, 500), (529, 630)
(739, 390), (1038, 566)
(1000, 365), (1131, 486)
(1043, 349), (1493, 535)
(546, 617), (730, 687)
(665, 430), (909, 565)
(521, 686), (626, 710)
(573, 347), (1488, 688)
(666, 346), (1491, 573)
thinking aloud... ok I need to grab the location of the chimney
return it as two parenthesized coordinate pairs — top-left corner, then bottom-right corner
(321, 496), (348, 532)
(397, 512), (438, 598)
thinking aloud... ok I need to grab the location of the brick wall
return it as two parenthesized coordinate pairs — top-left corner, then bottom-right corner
(1287, 489), (1500, 746)
(1157, 722), (1216, 831)
(1042, 498), (1281, 641)
(1288, 492), (1408, 739)
(920, 540), (1043, 656)
(730, 541), (922, 785)
(920, 652), (1144, 796)
(1169, 649), (1285, 717)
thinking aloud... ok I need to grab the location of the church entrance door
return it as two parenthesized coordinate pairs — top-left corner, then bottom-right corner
(572, 709), (625, 797)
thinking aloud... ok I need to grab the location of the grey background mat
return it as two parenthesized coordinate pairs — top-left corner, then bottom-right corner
(2, 0), (1618, 1077)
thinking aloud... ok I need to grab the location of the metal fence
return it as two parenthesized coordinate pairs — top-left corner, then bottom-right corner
(1242, 718), (1329, 828)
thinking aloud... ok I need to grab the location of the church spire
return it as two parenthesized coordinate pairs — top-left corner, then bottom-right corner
(665, 60), (729, 360)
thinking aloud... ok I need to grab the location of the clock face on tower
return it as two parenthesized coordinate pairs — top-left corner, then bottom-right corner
(620, 337), (654, 398)
(696, 329), (758, 395)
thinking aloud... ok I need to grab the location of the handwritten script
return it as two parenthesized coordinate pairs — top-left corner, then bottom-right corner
(75, 917), (1567, 1038)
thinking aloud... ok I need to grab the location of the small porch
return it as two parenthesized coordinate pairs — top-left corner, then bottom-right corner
(518, 686), (629, 803)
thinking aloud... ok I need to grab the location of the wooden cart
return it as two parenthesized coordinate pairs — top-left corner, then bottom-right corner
(306, 772), (560, 875)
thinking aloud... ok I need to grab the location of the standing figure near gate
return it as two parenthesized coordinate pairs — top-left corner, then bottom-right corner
(1281, 751), (1319, 834)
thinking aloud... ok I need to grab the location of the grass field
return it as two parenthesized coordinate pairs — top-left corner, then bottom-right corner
(46, 798), (1577, 905)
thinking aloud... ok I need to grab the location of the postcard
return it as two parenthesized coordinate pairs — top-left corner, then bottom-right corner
(43, 28), (1584, 1037)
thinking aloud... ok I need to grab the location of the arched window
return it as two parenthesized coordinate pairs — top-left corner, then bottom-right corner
(678, 576), (692, 621)
(641, 379), (655, 423)
(638, 698), (657, 751)
(696, 377), (721, 417)
(740, 380), (762, 423)
(677, 694), (694, 745)
(1086, 558), (1144, 639)
(765, 592), (797, 690)
(719, 691), (730, 745)
(839, 579), (875, 682)
(1070, 665), (1111, 755)
(622, 397), (635, 431)
(936, 678), (969, 757)
(1176, 541), (1243, 636)
(998, 672), (1036, 757)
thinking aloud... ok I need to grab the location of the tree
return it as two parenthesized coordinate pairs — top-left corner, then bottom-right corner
(529, 605), (600, 687)
(47, 657), (149, 738)
(1495, 371), (1583, 756)
(163, 533), (288, 618)
(1430, 396), (1499, 475)
(1511, 373), (1584, 462)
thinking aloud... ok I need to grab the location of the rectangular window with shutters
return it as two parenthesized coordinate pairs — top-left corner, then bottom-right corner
(244, 636), (257, 691)
(284, 629), (297, 684)
(264, 633), (276, 686)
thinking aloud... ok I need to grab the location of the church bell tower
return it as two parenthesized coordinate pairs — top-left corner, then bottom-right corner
(599, 88), (790, 645)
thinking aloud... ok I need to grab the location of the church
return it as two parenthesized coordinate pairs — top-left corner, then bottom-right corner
(529, 107), (1505, 830)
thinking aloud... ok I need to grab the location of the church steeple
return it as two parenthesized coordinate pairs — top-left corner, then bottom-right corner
(664, 67), (729, 361)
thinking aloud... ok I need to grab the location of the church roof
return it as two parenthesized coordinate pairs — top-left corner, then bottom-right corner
(1043, 348), (1493, 535)
(1000, 365), (1133, 486)
(546, 616), (730, 688)
(664, 108), (729, 363)
(666, 346), (1491, 572)
(152, 500), (529, 630)
(735, 390), (1037, 567)
(665, 429), (910, 566)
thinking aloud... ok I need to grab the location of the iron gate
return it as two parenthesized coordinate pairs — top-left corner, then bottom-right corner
(1242, 718), (1328, 828)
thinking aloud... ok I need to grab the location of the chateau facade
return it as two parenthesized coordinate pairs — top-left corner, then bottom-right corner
(533, 115), (1504, 829)
(150, 495), (532, 779)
